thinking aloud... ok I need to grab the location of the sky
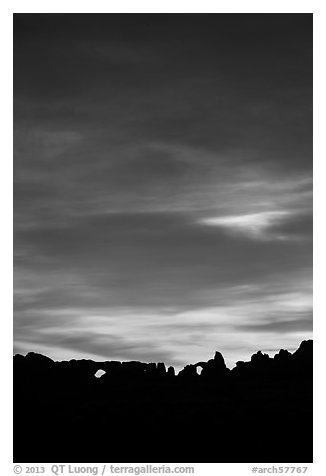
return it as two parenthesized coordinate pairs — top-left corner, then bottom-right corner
(13, 14), (312, 369)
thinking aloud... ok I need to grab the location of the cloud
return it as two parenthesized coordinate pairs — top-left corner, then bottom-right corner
(14, 211), (312, 308)
(199, 210), (290, 239)
(235, 315), (312, 333)
(199, 210), (312, 241)
(14, 252), (312, 370)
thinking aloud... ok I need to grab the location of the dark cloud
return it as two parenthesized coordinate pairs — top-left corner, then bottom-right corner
(271, 212), (312, 240)
(235, 311), (313, 334)
(15, 211), (311, 308)
(14, 14), (312, 167)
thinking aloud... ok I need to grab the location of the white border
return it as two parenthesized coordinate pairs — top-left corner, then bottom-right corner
(8, 2), (316, 14)
(2, 3), (324, 475)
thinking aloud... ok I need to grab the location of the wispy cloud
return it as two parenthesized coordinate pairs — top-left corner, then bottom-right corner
(199, 210), (291, 239)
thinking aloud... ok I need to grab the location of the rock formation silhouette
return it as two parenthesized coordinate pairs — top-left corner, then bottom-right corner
(13, 340), (312, 463)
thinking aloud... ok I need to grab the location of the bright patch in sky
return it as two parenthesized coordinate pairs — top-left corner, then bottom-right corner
(200, 210), (291, 238)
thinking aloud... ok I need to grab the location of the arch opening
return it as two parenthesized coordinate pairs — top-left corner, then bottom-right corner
(95, 369), (106, 378)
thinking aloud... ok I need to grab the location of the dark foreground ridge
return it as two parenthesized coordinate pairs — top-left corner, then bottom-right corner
(14, 340), (312, 463)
